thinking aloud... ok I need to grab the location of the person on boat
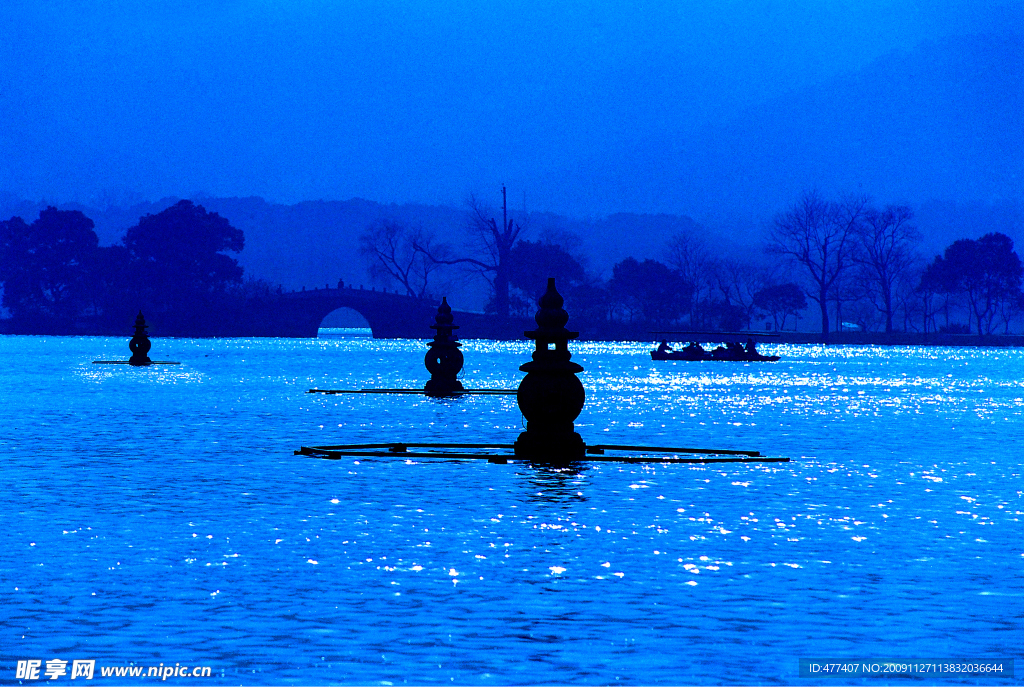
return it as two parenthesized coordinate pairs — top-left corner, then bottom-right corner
(726, 341), (745, 360)
(745, 338), (759, 359)
(656, 340), (673, 355)
(682, 341), (706, 359)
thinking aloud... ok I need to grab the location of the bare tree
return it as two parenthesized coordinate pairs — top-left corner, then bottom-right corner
(854, 205), (921, 333)
(665, 229), (713, 328)
(359, 221), (449, 299)
(998, 291), (1024, 334)
(711, 257), (777, 329)
(415, 187), (523, 319)
(767, 190), (869, 342)
(916, 257), (961, 332)
(829, 268), (867, 332)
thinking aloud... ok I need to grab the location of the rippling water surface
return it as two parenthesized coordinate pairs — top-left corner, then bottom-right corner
(2, 335), (1022, 685)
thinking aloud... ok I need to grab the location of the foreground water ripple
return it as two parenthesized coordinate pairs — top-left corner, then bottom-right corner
(1, 337), (1022, 684)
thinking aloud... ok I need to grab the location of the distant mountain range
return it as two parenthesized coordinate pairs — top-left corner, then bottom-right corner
(1, 190), (1019, 317)
(0, 194), (704, 312)
(1, 34), (1020, 312)
(667, 32), (1022, 222)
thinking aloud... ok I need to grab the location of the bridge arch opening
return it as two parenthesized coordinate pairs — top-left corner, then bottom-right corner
(317, 307), (372, 338)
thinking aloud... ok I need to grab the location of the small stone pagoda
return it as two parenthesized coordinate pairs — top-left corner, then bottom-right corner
(514, 278), (586, 462)
(423, 297), (465, 396)
(128, 311), (153, 366)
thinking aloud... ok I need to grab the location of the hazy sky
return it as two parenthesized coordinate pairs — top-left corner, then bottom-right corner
(0, 0), (1020, 218)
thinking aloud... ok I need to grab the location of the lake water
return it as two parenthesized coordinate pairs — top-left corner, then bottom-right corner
(2, 334), (1022, 685)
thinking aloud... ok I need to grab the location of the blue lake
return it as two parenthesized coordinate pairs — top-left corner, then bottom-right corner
(2, 334), (1022, 685)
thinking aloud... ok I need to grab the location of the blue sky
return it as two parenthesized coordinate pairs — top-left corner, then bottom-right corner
(0, 0), (1019, 218)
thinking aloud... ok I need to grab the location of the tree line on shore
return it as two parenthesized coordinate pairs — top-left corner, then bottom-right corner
(0, 200), (257, 333)
(1, 189), (1020, 339)
(362, 189), (1024, 340)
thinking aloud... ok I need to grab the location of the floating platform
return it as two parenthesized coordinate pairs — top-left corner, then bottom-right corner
(92, 360), (180, 365)
(307, 388), (516, 395)
(295, 442), (789, 464)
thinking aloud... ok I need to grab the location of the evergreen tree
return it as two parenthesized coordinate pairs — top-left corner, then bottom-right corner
(123, 200), (244, 316)
(0, 208), (98, 324)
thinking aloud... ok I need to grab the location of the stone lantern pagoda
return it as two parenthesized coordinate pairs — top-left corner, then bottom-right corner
(128, 311), (153, 366)
(424, 297), (465, 396)
(514, 278), (586, 462)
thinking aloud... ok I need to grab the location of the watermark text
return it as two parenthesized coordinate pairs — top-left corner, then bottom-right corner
(16, 660), (212, 681)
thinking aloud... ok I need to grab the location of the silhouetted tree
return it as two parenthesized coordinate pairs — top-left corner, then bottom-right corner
(507, 240), (586, 303)
(854, 205), (921, 332)
(608, 257), (691, 327)
(565, 281), (613, 329)
(917, 257), (958, 332)
(705, 299), (748, 331)
(753, 283), (807, 331)
(767, 190), (869, 342)
(828, 267), (867, 334)
(83, 244), (131, 320)
(997, 290), (1024, 334)
(930, 233), (1023, 334)
(0, 207), (98, 323)
(359, 220), (450, 298)
(711, 257), (776, 330)
(417, 187), (523, 319)
(123, 200), (244, 315)
(665, 230), (712, 328)
(0, 215), (32, 317)
(843, 296), (881, 333)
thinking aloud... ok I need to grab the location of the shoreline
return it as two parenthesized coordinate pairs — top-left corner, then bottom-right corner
(2, 324), (1023, 347)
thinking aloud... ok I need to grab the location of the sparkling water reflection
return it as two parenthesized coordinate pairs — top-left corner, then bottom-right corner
(2, 336), (1022, 685)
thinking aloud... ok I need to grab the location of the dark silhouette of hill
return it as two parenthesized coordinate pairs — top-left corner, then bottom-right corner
(0, 194), (707, 312)
(198, 199), (706, 301)
(671, 32), (1022, 233)
(2, 191), (1018, 317)
(2, 29), (1020, 316)
(196, 196), (465, 291)
(1, 30), (1020, 280)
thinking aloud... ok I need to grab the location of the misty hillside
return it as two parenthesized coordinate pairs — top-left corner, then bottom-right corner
(199, 199), (704, 297)
(672, 33), (1023, 223)
(1, 32), (1020, 311)
(0, 194), (705, 311)
(3, 187), (1019, 315)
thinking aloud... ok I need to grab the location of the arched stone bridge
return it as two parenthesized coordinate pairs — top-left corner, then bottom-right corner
(255, 285), (531, 339)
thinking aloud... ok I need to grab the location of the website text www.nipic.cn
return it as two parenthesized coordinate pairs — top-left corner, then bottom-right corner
(16, 660), (213, 681)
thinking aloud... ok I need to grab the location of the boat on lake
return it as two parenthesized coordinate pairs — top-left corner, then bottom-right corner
(650, 332), (780, 362)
